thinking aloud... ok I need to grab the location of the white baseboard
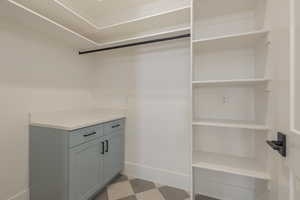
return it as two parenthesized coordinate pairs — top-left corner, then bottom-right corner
(7, 189), (29, 200)
(6, 164), (189, 200)
(124, 161), (190, 191)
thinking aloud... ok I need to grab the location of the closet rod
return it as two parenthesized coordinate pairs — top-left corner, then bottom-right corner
(79, 33), (190, 55)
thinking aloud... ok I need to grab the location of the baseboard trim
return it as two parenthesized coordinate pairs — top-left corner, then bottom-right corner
(7, 189), (29, 200)
(124, 161), (190, 191)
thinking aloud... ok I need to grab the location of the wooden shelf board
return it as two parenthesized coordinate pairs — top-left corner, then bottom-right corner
(192, 78), (270, 87)
(192, 119), (269, 131)
(193, 151), (270, 180)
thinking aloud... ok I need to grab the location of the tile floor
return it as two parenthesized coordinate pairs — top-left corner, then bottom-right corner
(94, 174), (190, 200)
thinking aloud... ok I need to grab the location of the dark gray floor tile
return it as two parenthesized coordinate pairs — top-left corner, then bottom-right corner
(112, 174), (129, 184)
(158, 186), (189, 200)
(195, 194), (219, 200)
(94, 188), (108, 200)
(130, 178), (156, 194)
(117, 195), (138, 200)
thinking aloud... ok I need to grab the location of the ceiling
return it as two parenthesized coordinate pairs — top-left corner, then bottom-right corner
(6, 0), (190, 47)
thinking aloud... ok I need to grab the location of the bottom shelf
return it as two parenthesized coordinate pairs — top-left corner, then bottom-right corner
(192, 151), (270, 180)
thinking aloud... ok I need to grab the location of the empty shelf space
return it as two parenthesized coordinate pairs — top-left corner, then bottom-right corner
(192, 78), (270, 87)
(193, 0), (267, 40)
(192, 119), (269, 131)
(193, 30), (269, 50)
(192, 151), (270, 180)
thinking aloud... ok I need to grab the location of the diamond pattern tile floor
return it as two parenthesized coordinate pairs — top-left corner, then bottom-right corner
(93, 174), (190, 200)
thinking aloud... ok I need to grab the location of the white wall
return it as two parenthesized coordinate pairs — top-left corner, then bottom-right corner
(91, 40), (191, 190)
(0, 18), (96, 200)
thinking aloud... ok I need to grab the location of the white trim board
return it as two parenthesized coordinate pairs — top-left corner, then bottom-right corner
(7, 189), (29, 200)
(290, 0), (300, 136)
(124, 162), (190, 191)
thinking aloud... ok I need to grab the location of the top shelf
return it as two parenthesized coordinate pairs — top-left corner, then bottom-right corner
(54, 0), (191, 30)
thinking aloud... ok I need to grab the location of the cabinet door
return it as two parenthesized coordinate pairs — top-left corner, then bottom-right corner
(103, 130), (124, 184)
(69, 139), (104, 200)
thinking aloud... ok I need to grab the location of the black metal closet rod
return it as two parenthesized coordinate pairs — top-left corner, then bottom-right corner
(79, 33), (191, 55)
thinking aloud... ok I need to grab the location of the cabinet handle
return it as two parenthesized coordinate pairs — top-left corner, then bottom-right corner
(83, 132), (96, 137)
(101, 141), (105, 154)
(112, 124), (120, 128)
(105, 140), (109, 152)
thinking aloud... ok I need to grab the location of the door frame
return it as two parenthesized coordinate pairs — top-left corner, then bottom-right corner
(290, 0), (300, 135)
(289, 0), (300, 199)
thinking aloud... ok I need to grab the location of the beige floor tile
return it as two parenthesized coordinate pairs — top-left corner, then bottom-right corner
(126, 175), (136, 180)
(107, 181), (134, 200)
(154, 182), (164, 188)
(136, 189), (165, 200)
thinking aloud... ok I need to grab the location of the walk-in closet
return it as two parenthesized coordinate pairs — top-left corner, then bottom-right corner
(0, 0), (300, 200)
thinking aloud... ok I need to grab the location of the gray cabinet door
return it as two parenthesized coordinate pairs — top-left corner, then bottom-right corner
(103, 130), (124, 184)
(69, 139), (104, 200)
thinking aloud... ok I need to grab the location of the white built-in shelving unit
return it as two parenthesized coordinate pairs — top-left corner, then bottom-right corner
(8, 0), (191, 50)
(191, 0), (271, 199)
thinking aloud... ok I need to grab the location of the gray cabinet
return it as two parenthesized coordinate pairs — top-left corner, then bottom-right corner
(69, 139), (104, 200)
(29, 118), (125, 200)
(103, 130), (125, 184)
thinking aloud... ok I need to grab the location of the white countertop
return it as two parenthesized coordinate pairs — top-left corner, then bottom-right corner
(30, 108), (126, 131)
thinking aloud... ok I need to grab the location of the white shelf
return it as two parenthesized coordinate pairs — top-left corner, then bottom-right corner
(192, 119), (269, 131)
(193, 30), (269, 51)
(193, 151), (270, 180)
(192, 78), (270, 87)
